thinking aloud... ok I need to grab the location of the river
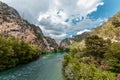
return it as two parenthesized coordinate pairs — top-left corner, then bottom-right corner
(0, 53), (64, 80)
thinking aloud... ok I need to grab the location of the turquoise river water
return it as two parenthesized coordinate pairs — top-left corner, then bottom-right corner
(0, 53), (64, 80)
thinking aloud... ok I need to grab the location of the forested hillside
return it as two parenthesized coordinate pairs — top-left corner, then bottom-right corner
(63, 12), (120, 80)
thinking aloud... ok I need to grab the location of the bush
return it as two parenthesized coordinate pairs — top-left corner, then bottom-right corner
(112, 17), (120, 27)
(85, 35), (110, 59)
(63, 55), (116, 80)
(0, 36), (40, 71)
(104, 42), (120, 73)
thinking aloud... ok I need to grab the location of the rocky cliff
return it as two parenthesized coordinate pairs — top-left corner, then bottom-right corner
(0, 1), (58, 53)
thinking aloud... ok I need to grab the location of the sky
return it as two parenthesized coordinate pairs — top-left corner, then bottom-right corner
(0, 0), (120, 40)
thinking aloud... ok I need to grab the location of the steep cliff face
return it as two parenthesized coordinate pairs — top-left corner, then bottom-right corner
(60, 32), (89, 48)
(0, 1), (57, 53)
(44, 37), (58, 49)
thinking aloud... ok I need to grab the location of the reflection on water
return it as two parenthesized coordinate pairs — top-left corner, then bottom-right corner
(0, 53), (64, 80)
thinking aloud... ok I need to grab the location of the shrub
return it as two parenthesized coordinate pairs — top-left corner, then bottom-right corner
(63, 55), (116, 80)
(104, 42), (120, 73)
(0, 36), (40, 71)
(112, 17), (120, 27)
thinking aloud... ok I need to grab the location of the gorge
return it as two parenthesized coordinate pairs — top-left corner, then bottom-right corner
(0, 1), (120, 80)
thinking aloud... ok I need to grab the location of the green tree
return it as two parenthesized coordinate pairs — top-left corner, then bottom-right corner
(0, 36), (40, 71)
(104, 42), (120, 73)
(85, 35), (110, 59)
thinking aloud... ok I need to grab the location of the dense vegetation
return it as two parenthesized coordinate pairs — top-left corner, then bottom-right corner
(90, 12), (120, 41)
(63, 35), (120, 80)
(54, 47), (69, 53)
(0, 36), (40, 71)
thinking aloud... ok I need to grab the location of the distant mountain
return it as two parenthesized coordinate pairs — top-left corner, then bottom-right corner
(60, 32), (89, 48)
(0, 1), (58, 53)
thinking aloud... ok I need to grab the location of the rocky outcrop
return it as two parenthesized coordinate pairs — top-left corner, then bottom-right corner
(44, 36), (58, 50)
(0, 1), (58, 53)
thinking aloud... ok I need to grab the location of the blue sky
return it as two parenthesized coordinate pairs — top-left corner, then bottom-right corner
(0, 0), (120, 40)
(89, 0), (120, 19)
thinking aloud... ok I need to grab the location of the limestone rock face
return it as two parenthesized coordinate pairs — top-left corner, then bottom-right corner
(0, 1), (58, 53)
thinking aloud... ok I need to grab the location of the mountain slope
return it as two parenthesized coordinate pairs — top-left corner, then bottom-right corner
(61, 12), (120, 49)
(90, 12), (120, 42)
(0, 1), (58, 53)
(62, 12), (120, 80)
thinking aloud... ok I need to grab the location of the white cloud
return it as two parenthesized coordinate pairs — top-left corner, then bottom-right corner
(0, 0), (53, 23)
(71, 18), (105, 31)
(38, 8), (67, 24)
(77, 29), (91, 35)
(77, 0), (104, 16)
(0, 0), (105, 39)
(37, 0), (104, 39)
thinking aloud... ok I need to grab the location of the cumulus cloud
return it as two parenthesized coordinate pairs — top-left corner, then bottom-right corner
(0, 0), (105, 39)
(57, 0), (104, 17)
(0, 0), (52, 23)
(37, 0), (104, 39)
(37, 8), (69, 39)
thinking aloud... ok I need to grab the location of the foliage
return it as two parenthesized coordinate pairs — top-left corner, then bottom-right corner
(85, 35), (110, 59)
(0, 36), (40, 71)
(104, 42), (120, 73)
(54, 47), (69, 53)
(62, 35), (118, 80)
(63, 54), (116, 80)
(112, 16), (120, 27)
(90, 12), (120, 41)
(63, 12), (120, 80)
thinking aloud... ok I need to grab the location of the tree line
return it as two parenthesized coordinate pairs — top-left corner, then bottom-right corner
(0, 36), (40, 71)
